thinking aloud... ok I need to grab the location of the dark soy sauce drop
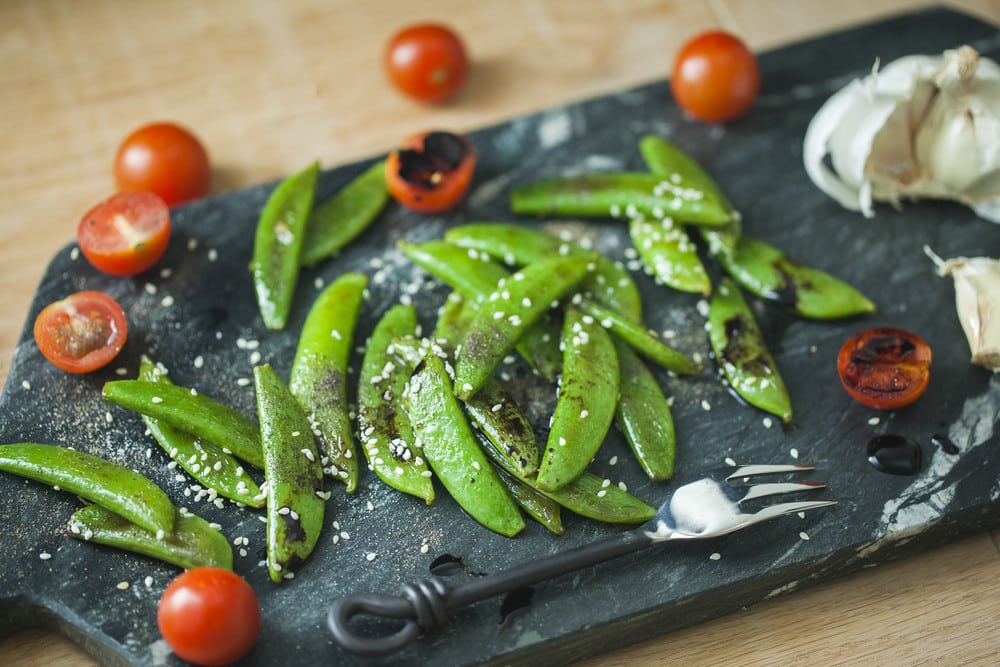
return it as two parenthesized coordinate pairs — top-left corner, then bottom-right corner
(429, 553), (465, 576)
(866, 434), (922, 475)
(930, 433), (960, 455)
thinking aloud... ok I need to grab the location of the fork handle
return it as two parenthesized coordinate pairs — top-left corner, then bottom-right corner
(328, 528), (652, 657)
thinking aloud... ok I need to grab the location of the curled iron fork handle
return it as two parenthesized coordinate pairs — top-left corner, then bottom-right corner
(327, 529), (651, 657)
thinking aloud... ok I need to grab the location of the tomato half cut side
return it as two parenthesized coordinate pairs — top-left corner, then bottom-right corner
(113, 121), (211, 206)
(33, 291), (128, 373)
(77, 190), (172, 276)
(157, 567), (261, 666)
(670, 30), (760, 123)
(385, 130), (477, 213)
(837, 326), (932, 410)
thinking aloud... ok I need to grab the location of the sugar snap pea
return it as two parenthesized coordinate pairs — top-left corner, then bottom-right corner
(479, 435), (655, 524)
(138, 356), (264, 508)
(0, 442), (175, 535)
(67, 504), (232, 570)
(103, 379), (264, 469)
(404, 354), (525, 537)
(494, 465), (564, 535)
(398, 240), (563, 381)
(254, 364), (325, 582)
(638, 134), (741, 258)
(510, 172), (732, 226)
(536, 308), (620, 492)
(356, 304), (434, 504)
(575, 300), (701, 375)
(613, 339), (676, 481)
(433, 293), (539, 479)
(628, 216), (711, 296)
(290, 272), (366, 491)
(454, 254), (591, 399)
(300, 161), (388, 267)
(252, 161), (319, 330)
(708, 279), (793, 423)
(717, 235), (876, 320)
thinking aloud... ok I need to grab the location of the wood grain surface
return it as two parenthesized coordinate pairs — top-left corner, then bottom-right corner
(2, 1), (999, 665)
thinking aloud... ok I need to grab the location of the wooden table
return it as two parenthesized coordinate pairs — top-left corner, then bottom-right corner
(2, 1), (999, 664)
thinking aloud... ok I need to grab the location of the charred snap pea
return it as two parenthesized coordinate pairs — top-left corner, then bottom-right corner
(356, 304), (434, 504)
(444, 222), (643, 321)
(576, 300), (701, 375)
(629, 216), (711, 296)
(399, 240), (563, 382)
(708, 279), (793, 423)
(613, 340), (676, 481)
(404, 353), (525, 537)
(638, 134), (742, 258)
(493, 465), (564, 535)
(103, 379), (264, 469)
(252, 161), (319, 330)
(433, 294), (540, 479)
(254, 364), (325, 583)
(139, 357), (264, 508)
(717, 235), (876, 320)
(510, 172), (732, 226)
(67, 504), (232, 570)
(536, 308), (620, 492)
(479, 435), (655, 524)
(300, 161), (388, 267)
(290, 272), (366, 491)
(454, 254), (592, 400)
(0, 443), (175, 535)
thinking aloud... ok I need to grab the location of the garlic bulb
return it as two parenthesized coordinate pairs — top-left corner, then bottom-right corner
(925, 246), (1000, 372)
(804, 46), (1000, 222)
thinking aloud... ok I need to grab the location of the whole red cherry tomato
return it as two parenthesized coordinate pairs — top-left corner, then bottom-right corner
(33, 291), (128, 373)
(157, 567), (261, 667)
(385, 23), (469, 103)
(77, 190), (172, 276)
(670, 31), (760, 123)
(114, 122), (211, 206)
(837, 327), (932, 410)
(385, 130), (476, 213)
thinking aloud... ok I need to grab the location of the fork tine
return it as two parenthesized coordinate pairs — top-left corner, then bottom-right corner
(751, 499), (838, 523)
(741, 481), (825, 502)
(728, 464), (815, 479)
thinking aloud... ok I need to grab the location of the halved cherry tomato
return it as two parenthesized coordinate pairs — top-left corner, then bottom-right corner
(157, 567), (260, 667)
(670, 31), (760, 123)
(77, 191), (171, 276)
(385, 23), (468, 103)
(114, 122), (211, 206)
(837, 327), (932, 410)
(385, 130), (476, 213)
(33, 291), (128, 373)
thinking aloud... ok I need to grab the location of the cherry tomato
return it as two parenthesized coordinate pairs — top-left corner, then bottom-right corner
(670, 31), (760, 123)
(157, 567), (260, 667)
(385, 23), (468, 103)
(385, 130), (476, 213)
(77, 191), (172, 276)
(33, 291), (128, 373)
(113, 122), (211, 206)
(837, 327), (932, 410)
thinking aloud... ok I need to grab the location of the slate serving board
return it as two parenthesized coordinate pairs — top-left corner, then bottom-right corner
(2, 7), (1000, 666)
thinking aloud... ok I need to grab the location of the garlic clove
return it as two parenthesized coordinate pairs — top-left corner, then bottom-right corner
(804, 46), (1000, 221)
(925, 246), (1000, 372)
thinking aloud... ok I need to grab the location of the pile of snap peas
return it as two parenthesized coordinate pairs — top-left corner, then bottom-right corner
(0, 134), (876, 579)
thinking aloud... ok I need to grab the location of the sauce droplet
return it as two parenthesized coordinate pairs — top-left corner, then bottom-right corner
(866, 434), (922, 475)
(930, 433), (960, 455)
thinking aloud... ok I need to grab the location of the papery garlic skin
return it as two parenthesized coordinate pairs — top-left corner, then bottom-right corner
(804, 46), (1000, 222)
(926, 246), (1000, 372)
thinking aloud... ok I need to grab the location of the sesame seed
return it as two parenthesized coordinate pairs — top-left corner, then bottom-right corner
(21, 380), (31, 391)
(709, 552), (722, 561)
(194, 355), (204, 369)
(799, 531), (811, 541)
(609, 456), (618, 466)
(868, 417), (880, 426)
(365, 552), (377, 562)
(117, 581), (130, 590)
(580, 409), (589, 418)
(144, 576), (154, 587)
(237, 378), (251, 387)
(701, 400), (712, 411)
(724, 456), (737, 467)
(208, 248), (218, 262)
(39, 552), (52, 560)
(596, 489), (607, 498)
(151, 396), (163, 404)
(790, 448), (799, 459)
(763, 417), (774, 429)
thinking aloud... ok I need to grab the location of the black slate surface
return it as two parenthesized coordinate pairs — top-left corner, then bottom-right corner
(2, 7), (1000, 667)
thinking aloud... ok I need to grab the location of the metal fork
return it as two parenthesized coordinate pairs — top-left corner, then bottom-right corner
(327, 463), (835, 657)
